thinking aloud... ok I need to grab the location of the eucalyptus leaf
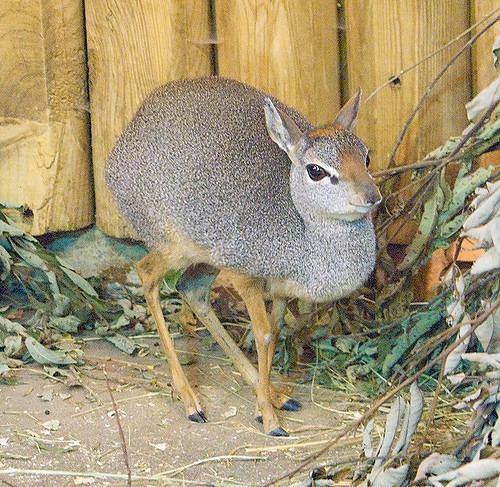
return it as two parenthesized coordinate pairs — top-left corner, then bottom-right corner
(25, 336), (76, 365)
(363, 419), (374, 458)
(49, 315), (80, 334)
(0, 246), (11, 280)
(366, 464), (409, 487)
(4, 335), (23, 357)
(45, 271), (60, 295)
(375, 396), (405, 467)
(0, 316), (28, 336)
(394, 382), (423, 455)
(106, 334), (141, 355)
(52, 293), (71, 317)
(443, 167), (493, 224)
(61, 267), (98, 297)
(0, 220), (24, 237)
(382, 309), (442, 376)
(111, 312), (132, 330)
(398, 186), (443, 272)
(12, 244), (48, 271)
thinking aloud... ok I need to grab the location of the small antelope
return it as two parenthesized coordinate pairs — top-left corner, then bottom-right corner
(106, 77), (381, 436)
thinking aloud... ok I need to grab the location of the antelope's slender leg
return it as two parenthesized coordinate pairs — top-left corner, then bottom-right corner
(229, 274), (288, 436)
(137, 251), (206, 423)
(178, 266), (300, 415)
(268, 299), (302, 412)
(177, 265), (259, 388)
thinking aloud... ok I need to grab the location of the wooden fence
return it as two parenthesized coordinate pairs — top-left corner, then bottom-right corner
(0, 0), (498, 238)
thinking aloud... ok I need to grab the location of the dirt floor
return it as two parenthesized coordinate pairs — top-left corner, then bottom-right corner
(0, 337), (366, 487)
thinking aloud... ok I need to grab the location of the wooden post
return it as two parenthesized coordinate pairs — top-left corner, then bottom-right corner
(214, 0), (340, 126)
(0, 0), (92, 235)
(345, 0), (472, 171)
(85, 0), (212, 238)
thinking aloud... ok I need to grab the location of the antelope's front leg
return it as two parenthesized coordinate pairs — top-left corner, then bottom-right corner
(231, 275), (288, 436)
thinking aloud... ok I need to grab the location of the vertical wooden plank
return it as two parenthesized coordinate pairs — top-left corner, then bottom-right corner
(86, 0), (212, 238)
(472, 1), (500, 168)
(345, 0), (471, 171)
(0, 0), (92, 235)
(472, 1), (500, 91)
(215, 0), (340, 126)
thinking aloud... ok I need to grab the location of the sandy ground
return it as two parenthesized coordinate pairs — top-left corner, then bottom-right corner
(0, 337), (365, 487)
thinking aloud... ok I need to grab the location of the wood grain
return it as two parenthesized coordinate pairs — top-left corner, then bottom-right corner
(472, 1), (500, 168)
(0, 0), (92, 235)
(215, 0), (340, 126)
(345, 0), (471, 170)
(85, 0), (212, 238)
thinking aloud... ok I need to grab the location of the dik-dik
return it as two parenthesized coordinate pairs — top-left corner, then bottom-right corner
(106, 77), (381, 436)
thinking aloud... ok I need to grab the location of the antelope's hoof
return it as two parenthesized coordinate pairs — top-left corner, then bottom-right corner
(255, 415), (263, 424)
(188, 410), (208, 423)
(281, 398), (302, 412)
(269, 426), (289, 437)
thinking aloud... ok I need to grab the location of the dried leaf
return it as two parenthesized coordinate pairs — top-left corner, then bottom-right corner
(477, 302), (500, 353)
(470, 247), (500, 275)
(363, 419), (374, 458)
(4, 335), (23, 357)
(461, 352), (500, 369)
(0, 246), (11, 280)
(52, 293), (71, 317)
(366, 464), (409, 487)
(429, 458), (500, 486)
(41, 419), (60, 431)
(151, 442), (168, 451)
(463, 187), (500, 231)
(466, 77), (500, 123)
(25, 337), (76, 365)
(414, 453), (460, 482)
(401, 382), (423, 454)
(49, 315), (80, 334)
(0, 220), (24, 237)
(444, 323), (471, 375)
(0, 316), (28, 336)
(375, 396), (405, 467)
(106, 334), (140, 355)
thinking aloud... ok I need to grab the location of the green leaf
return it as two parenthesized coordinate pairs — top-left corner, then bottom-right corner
(382, 309), (443, 376)
(12, 244), (48, 271)
(398, 186), (443, 272)
(440, 166), (492, 223)
(61, 267), (98, 297)
(25, 337), (76, 365)
(45, 271), (60, 295)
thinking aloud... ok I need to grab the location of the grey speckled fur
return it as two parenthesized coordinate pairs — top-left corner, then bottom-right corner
(106, 77), (377, 303)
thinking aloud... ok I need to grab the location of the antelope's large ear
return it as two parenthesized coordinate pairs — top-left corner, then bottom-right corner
(264, 98), (303, 158)
(333, 88), (362, 131)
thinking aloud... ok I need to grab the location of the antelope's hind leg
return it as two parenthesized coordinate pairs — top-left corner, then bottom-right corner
(137, 250), (207, 423)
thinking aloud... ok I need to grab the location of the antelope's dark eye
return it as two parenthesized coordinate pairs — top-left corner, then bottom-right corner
(366, 154), (371, 167)
(306, 164), (329, 182)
